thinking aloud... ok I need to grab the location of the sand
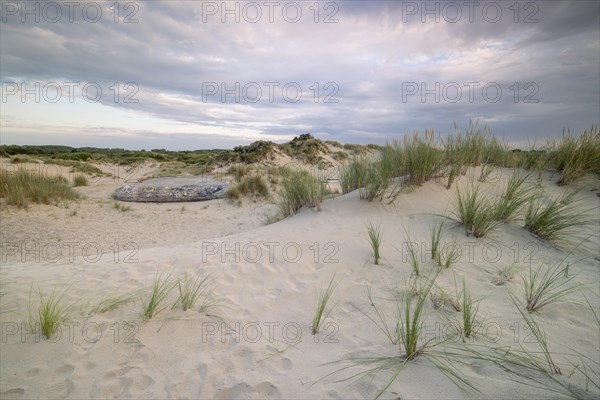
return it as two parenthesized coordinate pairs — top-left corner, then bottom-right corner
(1, 163), (599, 399)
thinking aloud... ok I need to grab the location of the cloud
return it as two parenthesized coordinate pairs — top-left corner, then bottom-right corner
(0, 0), (598, 149)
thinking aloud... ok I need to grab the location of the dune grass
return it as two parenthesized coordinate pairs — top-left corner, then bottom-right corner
(29, 285), (71, 339)
(319, 272), (475, 399)
(359, 286), (399, 345)
(172, 271), (214, 311)
(359, 160), (390, 201)
(460, 278), (480, 340)
(338, 156), (390, 200)
(279, 170), (326, 217)
(437, 243), (461, 269)
(91, 291), (142, 315)
(73, 175), (88, 186)
(522, 262), (578, 312)
(494, 171), (535, 223)
(449, 184), (500, 238)
(311, 275), (337, 335)
(550, 126), (600, 185)
(114, 201), (132, 212)
(142, 272), (176, 320)
(402, 130), (444, 186)
(366, 222), (383, 265)
(403, 229), (421, 276)
(0, 170), (81, 208)
(444, 133), (466, 190)
(338, 156), (369, 194)
(430, 220), (445, 261)
(397, 276), (437, 360)
(524, 189), (590, 244)
(492, 263), (520, 285)
(226, 174), (269, 199)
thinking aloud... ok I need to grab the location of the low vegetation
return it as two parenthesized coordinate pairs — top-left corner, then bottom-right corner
(524, 189), (590, 244)
(312, 275), (337, 335)
(0, 170), (81, 208)
(366, 222), (383, 265)
(278, 170), (326, 216)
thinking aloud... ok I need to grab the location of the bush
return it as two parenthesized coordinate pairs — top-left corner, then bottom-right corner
(73, 175), (88, 186)
(236, 175), (269, 198)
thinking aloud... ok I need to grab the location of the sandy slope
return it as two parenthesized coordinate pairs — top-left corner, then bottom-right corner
(1, 167), (599, 399)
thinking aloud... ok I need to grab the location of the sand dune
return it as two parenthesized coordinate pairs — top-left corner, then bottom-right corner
(1, 166), (599, 399)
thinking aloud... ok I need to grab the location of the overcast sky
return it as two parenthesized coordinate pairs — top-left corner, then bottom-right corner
(1, 0), (598, 150)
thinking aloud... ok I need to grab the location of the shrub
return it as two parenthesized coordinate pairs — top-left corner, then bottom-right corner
(74, 175), (88, 186)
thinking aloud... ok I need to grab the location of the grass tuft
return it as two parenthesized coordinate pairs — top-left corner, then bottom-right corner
(29, 285), (70, 339)
(73, 175), (88, 186)
(0, 170), (81, 208)
(279, 170), (326, 217)
(312, 275), (338, 335)
(523, 261), (578, 312)
(172, 271), (215, 311)
(460, 278), (480, 340)
(524, 189), (590, 244)
(366, 222), (383, 265)
(142, 272), (176, 320)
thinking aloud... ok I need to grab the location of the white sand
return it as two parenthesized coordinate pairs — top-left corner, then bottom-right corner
(1, 164), (599, 399)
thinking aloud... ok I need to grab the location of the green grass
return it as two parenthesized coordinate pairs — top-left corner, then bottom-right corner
(142, 272), (176, 320)
(494, 171), (535, 223)
(172, 271), (214, 311)
(436, 243), (461, 269)
(91, 291), (142, 315)
(319, 272), (475, 399)
(360, 285), (399, 345)
(366, 222), (383, 264)
(444, 133), (466, 190)
(359, 160), (390, 201)
(402, 130), (444, 186)
(10, 154), (39, 163)
(397, 276), (437, 360)
(524, 189), (590, 244)
(550, 126), (600, 185)
(0, 170), (81, 208)
(227, 174), (269, 199)
(279, 170), (326, 217)
(450, 184), (500, 237)
(73, 175), (88, 186)
(522, 262), (578, 312)
(338, 156), (390, 200)
(430, 220), (445, 261)
(114, 201), (132, 212)
(510, 293), (562, 374)
(492, 263), (520, 285)
(460, 278), (480, 340)
(311, 275), (337, 335)
(29, 286), (70, 339)
(403, 229), (420, 276)
(338, 156), (367, 194)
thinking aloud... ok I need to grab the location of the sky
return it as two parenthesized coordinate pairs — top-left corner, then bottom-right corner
(1, 0), (599, 150)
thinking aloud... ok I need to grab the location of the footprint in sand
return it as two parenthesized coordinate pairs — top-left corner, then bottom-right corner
(46, 364), (75, 398)
(214, 382), (280, 399)
(0, 388), (25, 399)
(24, 368), (40, 378)
(167, 363), (207, 397)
